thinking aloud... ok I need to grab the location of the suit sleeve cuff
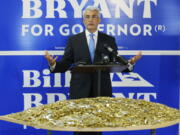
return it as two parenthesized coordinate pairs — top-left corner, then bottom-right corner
(49, 62), (56, 71)
(127, 63), (134, 71)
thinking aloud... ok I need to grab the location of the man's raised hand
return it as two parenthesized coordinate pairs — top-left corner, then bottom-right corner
(44, 51), (58, 66)
(129, 51), (142, 64)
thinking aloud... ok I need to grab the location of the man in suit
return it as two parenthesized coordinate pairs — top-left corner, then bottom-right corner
(45, 6), (141, 135)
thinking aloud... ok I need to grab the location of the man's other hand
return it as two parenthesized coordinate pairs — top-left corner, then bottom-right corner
(129, 51), (142, 64)
(44, 51), (58, 66)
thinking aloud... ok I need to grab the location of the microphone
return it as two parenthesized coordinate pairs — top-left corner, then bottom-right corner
(104, 44), (117, 55)
(104, 44), (128, 65)
(94, 49), (110, 65)
(101, 53), (110, 64)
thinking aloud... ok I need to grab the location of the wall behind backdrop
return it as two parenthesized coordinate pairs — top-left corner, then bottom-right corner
(0, 0), (179, 135)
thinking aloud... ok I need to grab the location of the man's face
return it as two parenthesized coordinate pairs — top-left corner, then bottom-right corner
(83, 10), (101, 32)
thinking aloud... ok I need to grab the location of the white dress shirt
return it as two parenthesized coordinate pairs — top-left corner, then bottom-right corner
(85, 29), (98, 48)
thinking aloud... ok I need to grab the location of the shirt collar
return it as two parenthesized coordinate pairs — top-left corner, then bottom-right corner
(85, 29), (98, 37)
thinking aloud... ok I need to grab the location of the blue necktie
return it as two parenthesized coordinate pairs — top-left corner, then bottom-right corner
(89, 33), (95, 62)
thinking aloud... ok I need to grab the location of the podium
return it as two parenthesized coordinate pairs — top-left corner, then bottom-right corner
(70, 64), (128, 96)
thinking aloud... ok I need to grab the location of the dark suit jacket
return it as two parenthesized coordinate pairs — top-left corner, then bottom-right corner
(52, 31), (118, 99)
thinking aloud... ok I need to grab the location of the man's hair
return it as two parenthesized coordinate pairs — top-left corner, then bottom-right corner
(83, 6), (101, 18)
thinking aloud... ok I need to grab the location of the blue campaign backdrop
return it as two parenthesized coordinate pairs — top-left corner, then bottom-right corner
(0, 0), (180, 135)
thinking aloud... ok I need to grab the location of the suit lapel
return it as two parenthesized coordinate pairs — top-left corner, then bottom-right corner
(94, 32), (103, 63)
(79, 31), (92, 63)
